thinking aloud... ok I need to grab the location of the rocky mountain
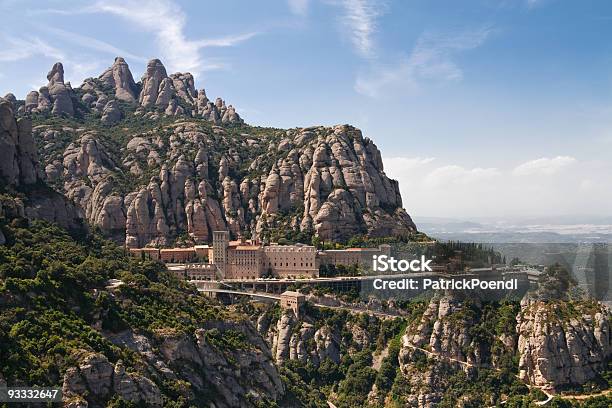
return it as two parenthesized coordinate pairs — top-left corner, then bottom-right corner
(1, 89), (291, 408)
(5, 57), (416, 246)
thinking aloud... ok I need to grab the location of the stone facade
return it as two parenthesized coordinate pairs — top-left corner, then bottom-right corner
(228, 245), (264, 280)
(280, 291), (305, 318)
(263, 245), (318, 278)
(212, 231), (229, 278)
(129, 248), (161, 261)
(129, 231), (395, 280)
(318, 244), (391, 270)
(159, 248), (198, 263)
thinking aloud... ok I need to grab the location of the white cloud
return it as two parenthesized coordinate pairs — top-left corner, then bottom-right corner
(383, 153), (610, 219)
(0, 35), (103, 90)
(355, 26), (493, 97)
(0, 36), (64, 62)
(424, 165), (500, 187)
(384, 156), (435, 169)
(87, 0), (258, 76)
(513, 156), (576, 176)
(288, 0), (310, 16)
(195, 32), (260, 48)
(336, 0), (386, 58)
(39, 25), (147, 63)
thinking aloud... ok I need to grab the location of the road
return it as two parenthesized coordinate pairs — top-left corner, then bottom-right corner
(198, 287), (402, 318)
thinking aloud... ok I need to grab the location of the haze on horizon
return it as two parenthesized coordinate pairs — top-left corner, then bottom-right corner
(0, 0), (610, 221)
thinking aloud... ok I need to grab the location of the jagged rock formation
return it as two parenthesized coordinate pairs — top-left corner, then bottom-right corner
(395, 294), (500, 406)
(64, 57), (242, 125)
(392, 290), (612, 406)
(8, 57), (415, 245)
(3, 93), (16, 109)
(256, 308), (377, 367)
(100, 100), (122, 125)
(62, 322), (283, 408)
(401, 294), (493, 370)
(0, 97), (83, 231)
(32, 117), (415, 246)
(98, 57), (138, 102)
(62, 353), (162, 407)
(47, 62), (75, 116)
(23, 62), (76, 116)
(133, 58), (241, 123)
(100, 321), (281, 408)
(0, 98), (39, 185)
(517, 297), (611, 392)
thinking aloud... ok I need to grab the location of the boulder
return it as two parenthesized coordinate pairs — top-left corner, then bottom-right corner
(101, 100), (122, 125)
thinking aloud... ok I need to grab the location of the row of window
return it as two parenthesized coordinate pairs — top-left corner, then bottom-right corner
(269, 262), (314, 267)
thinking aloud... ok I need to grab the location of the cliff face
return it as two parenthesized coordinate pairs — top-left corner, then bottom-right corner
(517, 298), (611, 392)
(395, 294), (517, 407)
(255, 306), (383, 367)
(13, 57), (416, 245)
(257, 311), (342, 366)
(62, 322), (284, 408)
(390, 292), (612, 407)
(0, 97), (84, 235)
(0, 97), (40, 186)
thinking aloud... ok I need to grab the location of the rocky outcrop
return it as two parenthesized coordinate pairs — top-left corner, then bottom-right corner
(31, 118), (414, 246)
(395, 293), (514, 407)
(47, 62), (75, 116)
(0, 98), (39, 185)
(135, 58), (243, 123)
(264, 125), (416, 241)
(62, 352), (162, 407)
(22, 62), (75, 116)
(400, 294), (492, 372)
(103, 320), (283, 408)
(15, 57), (242, 125)
(98, 57), (138, 102)
(393, 291), (612, 406)
(517, 298), (611, 392)
(61, 319), (283, 408)
(100, 100), (122, 125)
(59, 134), (124, 238)
(170, 72), (197, 104)
(3, 93), (16, 109)
(139, 59), (168, 108)
(256, 308), (379, 368)
(0, 97), (84, 231)
(7, 58), (414, 245)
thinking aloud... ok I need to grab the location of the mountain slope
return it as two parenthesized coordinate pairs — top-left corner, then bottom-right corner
(5, 57), (416, 246)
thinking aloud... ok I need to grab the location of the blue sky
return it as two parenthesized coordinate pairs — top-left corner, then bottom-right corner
(1, 0), (611, 220)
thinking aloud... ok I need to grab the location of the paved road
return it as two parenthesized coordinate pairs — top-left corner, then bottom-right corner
(198, 288), (281, 300)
